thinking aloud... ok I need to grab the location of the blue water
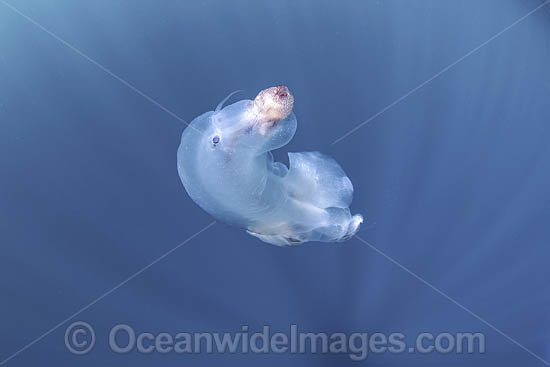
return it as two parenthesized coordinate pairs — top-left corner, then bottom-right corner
(1, 0), (549, 366)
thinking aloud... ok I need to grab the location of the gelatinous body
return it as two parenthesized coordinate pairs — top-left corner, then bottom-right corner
(177, 86), (362, 246)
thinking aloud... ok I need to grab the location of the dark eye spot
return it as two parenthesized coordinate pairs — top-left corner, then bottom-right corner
(212, 135), (220, 145)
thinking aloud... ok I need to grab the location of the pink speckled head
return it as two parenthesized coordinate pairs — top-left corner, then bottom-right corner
(252, 85), (294, 124)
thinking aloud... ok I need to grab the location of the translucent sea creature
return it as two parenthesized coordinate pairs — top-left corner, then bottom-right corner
(177, 86), (362, 246)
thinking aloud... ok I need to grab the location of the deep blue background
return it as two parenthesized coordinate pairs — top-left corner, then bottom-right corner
(1, 0), (549, 365)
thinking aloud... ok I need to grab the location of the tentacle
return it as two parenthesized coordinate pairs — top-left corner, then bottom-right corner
(215, 90), (242, 112)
